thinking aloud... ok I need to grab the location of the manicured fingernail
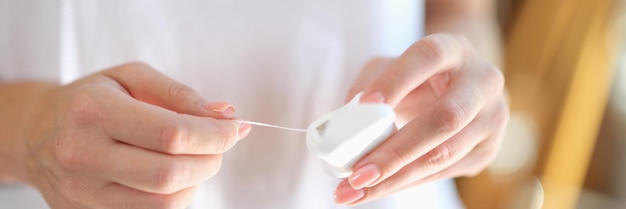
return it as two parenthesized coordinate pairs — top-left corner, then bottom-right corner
(349, 164), (381, 189)
(334, 183), (364, 205)
(360, 91), (385, 103)
(221, 106), (235, 117)
(203, 102), (236, 117)
(237, 122), (251, 141)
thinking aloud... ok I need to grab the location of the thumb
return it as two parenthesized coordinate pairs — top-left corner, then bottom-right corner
(101, 62), (234, 118)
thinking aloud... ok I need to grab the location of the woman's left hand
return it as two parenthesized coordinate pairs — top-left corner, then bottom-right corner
(335, 33), (509, 205)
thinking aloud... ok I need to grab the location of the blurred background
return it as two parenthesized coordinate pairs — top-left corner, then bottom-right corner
(454, 0), (626, 208)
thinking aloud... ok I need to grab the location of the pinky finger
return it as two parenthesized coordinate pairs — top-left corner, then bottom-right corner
(349, 129), (503, 206)
(393, 129), (505, 196)
(395, 98), (508, 190)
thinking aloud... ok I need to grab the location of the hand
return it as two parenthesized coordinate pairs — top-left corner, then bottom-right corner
(335, 34), (509, 205)
(21, 62), (251, 209)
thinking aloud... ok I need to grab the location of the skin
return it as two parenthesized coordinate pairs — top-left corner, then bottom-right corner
(1, 63), (251, 208)
(333, 0), (508, 205)
(0, 0), (506, 208)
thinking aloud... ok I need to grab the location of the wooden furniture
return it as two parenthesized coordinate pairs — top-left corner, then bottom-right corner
(457, 0), (622, 208)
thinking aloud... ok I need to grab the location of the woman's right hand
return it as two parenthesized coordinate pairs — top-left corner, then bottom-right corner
(20, 62), (250, 209)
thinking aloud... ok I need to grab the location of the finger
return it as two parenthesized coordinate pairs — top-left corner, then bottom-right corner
(334, 179), (364, 205)
(359, 34), (467, 106)
(348, 76), (485, 190)
(370, 99), (507, 189)
(100, 142), (222, 194)
(101, 62), (235, 118)
(351, 121), (489, 204)
(380, 127), (506, 203)
(402, 98), (507, 189)
(346, 57), (394, 102)
(202, 102), (237, 119)
(348, 45), (505, 190)
(347, 99), (508, 205)
(93, 183), (197, 209)
(335, 116), (485, 205)
(393, 84), (437, 127)
(343, 139), (491, 207)
(96, 86), (246, 154)
(393, 71), (455, 127)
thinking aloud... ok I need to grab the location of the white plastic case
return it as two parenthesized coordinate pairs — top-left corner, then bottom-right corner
(306, 93), (396, 178)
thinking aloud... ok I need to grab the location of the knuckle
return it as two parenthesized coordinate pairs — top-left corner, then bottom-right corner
(485, 65), (505, 92)
(415, 35), (448, 65)
(167, 83), (196, 102)
(427, 142), (457, 167)
(153, 162), (183, 194)
(123, 61), (154, 73)
(110, 61), (155, 77)
(64, 86), (101, 125)
(159, 121), (189, 154)
(55, 148), (81, 170)
(54, 138), (86, 170)
(432, 99), (467, 134)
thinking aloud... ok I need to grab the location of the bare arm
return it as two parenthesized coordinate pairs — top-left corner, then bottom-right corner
(0, 82), (57, 183)
(0, 63), (249, 208)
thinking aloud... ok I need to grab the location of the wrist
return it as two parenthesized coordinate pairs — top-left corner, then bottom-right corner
(0, 82), (60, 185)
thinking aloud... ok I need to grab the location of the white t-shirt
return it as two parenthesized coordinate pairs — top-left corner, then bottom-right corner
(0, 0), (464, 208)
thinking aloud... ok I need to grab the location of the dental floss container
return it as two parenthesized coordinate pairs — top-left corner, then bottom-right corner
(306, 93), (397, 178)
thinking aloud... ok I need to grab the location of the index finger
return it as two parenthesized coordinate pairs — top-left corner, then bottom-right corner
(97, 84), (243, 155)
(360, 34), (466, 106)
(348, 42), (505, 190)
(102, 62), (235, 118)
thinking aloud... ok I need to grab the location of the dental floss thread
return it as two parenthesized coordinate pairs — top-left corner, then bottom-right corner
(235, 120), (307, 133)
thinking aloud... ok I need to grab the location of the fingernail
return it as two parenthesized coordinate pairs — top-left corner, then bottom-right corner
(221, 106), (235, 117)
(203, 102), (236, 117)
(360, 91), (385, 103)
(334, 183), (364, 205)
(349, 164), (381, 190)
(237, 122), (251, 141)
